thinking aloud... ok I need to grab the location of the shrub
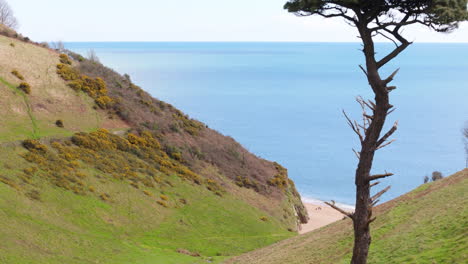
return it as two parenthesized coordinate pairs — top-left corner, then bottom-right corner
(56, 63), (114, 108)
(160, 194), (168, 201)
(143, 190), (153, 196)
(260, 216), (268, 222)
(267, 162), (289, 190)
(423, 175), (429, 184)
(18, 82), (31, 94)
(11, 70), (24, 80)
(55, 119), (64, 128)
(100, 193), (111, 201)
(22, 139), (48, 153)
(431, 171), (444, 182)
(89, 186), (95, 192)
(59, 54), (72, 65)
(10, 43), (15, 47)
(157, 200), (168, 208)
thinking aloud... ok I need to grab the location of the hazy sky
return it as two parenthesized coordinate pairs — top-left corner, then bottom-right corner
(9, 0), (468, 42)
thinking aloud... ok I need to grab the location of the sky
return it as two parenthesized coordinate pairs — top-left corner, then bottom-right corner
(8, 0), (468, 42)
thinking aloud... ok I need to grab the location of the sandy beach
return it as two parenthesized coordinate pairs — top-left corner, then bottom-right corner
(299, 201), (352, 234)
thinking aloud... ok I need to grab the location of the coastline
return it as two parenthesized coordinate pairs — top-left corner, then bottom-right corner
(299, 198), (355, 234)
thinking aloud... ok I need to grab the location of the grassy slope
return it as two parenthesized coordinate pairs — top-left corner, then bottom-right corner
(226, 169), (468, 264)
(0, 35), (126, 142)
(0, 144), (294, 264)
(0, 31), (300, 263)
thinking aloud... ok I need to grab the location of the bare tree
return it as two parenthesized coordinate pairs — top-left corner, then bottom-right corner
(0, 0), (18, 29)
(284, 1), (467, 263)
(87, 49), (100, 63)
(51, 41), (65, 52)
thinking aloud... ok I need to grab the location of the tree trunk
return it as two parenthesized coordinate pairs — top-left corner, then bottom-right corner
(350, 25), (391, 264)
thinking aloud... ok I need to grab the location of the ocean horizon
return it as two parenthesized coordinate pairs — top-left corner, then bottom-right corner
(66, 41), (468, 206)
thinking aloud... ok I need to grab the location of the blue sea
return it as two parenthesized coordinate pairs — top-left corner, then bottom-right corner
(66, 42), (468, 206)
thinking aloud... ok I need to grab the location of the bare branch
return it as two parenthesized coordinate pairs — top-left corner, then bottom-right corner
(325, 200), (354, 220)
(377, 121), (398, 147)
(377, 41), (411, 69)
(368, 172), (394, 182)
(343, 110), (364, 143)
(367, 100), (376, 111)
(359, 65), (368, 77)
(368, 217), (377, 224)
(376, 139), (396, 150)
(384, 68), (400, 84)
(352, 148), (361, 159)
(387, 86), (397, 92)
(370, 181), (380, 188)
(371, 186), (391, 202)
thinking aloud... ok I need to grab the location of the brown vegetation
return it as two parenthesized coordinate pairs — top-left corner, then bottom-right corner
(11, 69), (24, 80)
(18, 82), (31, 94)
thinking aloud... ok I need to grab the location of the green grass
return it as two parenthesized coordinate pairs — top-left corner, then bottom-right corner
(227, 170), (468, 264)
(0, 145), (294, 264)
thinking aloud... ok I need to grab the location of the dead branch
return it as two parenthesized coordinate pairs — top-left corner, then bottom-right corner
(343, 110), (364, 143)
(368, 217), (377, 224)
(384, 68), (400, 84)
(359, 65), (368, 76)
(368, 172), (394, 181)
(370, 181), (380, 188)
(352, 148), (361, 159)
(376, 139), (396, 150)
(325, 200), (354, 220)
(371, 186), (391, 202)
(387, 86), (397, 92)
(377, 121), (398, 147)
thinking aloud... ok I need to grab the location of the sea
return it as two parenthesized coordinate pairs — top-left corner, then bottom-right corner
(65, 42), (468, 206)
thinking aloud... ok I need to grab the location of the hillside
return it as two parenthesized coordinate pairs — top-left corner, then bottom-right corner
(0, 26), (307, 264)
(226, 169), (468, 264)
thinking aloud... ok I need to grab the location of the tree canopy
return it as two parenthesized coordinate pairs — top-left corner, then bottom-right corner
(284, 0), (468, 33)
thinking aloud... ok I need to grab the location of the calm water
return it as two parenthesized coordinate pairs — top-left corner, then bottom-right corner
(66, 42), (468, 205)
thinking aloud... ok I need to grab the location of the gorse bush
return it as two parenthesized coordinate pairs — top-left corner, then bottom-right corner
(18, 82), (31, 94)
(11, 69), (24, 80)
(18, 129), (220, 203)
(59, 54), (72, 65)
(267, 162), (289, 190)
(22, 139), (48, 153)
(56, 63), (113, 109)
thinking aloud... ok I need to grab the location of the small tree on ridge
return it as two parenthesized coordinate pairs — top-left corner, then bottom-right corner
(0, 0), (18, 29)
(283, 1), (467, 264)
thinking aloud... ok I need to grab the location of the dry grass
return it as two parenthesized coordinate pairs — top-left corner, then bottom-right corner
(0, 35), (128, 142)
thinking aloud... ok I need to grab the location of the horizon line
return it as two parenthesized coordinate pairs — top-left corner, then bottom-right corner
(59, 40), (468, 44)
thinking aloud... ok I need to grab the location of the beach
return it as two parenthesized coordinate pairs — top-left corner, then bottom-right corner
(300, 201), (353, 234)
